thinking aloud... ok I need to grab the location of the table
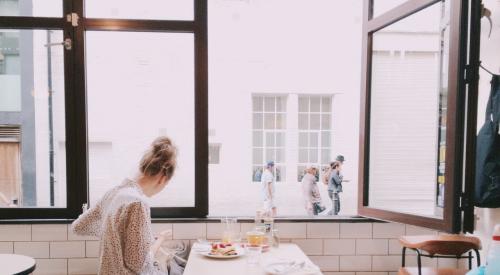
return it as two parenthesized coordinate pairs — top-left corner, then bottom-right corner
(0, 254), (36, 275)
(184, 243), (322, 275)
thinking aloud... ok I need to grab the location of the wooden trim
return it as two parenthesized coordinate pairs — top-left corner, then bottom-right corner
(83, 18), (196, 32)
(461, 0), (482, 234)
(367, 0), (439, 32)
(358, 0), (470, 233)
(0, 17), (63, 29)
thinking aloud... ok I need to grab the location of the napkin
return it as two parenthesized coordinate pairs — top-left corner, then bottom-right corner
(263, 259), (321, 275)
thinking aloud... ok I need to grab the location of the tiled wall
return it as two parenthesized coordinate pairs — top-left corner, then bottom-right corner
(0, 222), (471, 275)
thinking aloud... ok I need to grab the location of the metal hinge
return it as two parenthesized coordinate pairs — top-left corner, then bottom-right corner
(66, 12), (79, 27)
(459, 192), (471, 211)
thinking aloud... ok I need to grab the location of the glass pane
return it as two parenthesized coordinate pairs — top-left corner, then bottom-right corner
(276, 113), (285, 129)
(265, 148), (275, 163)
(309, 149), (318, 163)
(275, 132), (284, 147)
(264, 97), (275, 112)
(253, 96), (263, 112)
(265, 132), (275, 147)
(299, 148), (308, 163)
(373, 0), (409, 18)
(309, 132), (318, 147)
(86, 0), (193, 20)
(297, 166), (306, 182)
(321, 131), (331, 147)
(0, 0), (62, 17)
(298, 114), (308, 130)
(276, 96), (285, 112)
(275, 165), (285, 182)
(310, 114), (320, 130)
(252, 166), (262, 182)
(321, 149), (331, 164)
(0, 30), (66, 208)
(321, 114), (331, 130)
(253, 131), (263, 147)
(298, 97), (308, 112)
(253, 148), (263, 165)
(86, 31), (195, 207)
(275, 148), (284, 163)
(321, 97), (331, 112)
(310, 97), (320, 112)
(253, 113), (263, 129)
(368, 1), (448, 218)
(264, 113), (275, 129)
(299, 132), (308, 147)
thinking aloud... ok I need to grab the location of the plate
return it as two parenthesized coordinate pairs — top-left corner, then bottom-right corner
(200, 246), (245, 259)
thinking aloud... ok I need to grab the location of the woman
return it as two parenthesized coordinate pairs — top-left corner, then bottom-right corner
(327, 161), (343, 215)
(72, 137), (177, 275)
(301, 166), (324, 216)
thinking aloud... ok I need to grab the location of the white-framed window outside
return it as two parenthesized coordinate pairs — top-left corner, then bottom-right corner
(252, 95), (286, 182)
(297, 95), (332, 182)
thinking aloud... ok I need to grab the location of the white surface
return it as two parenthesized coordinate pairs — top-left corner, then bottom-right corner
(0, 254), (36, 274)
(184, 243), (322, 275)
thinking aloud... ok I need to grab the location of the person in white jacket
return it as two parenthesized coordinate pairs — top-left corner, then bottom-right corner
(72, 137), (177, 275)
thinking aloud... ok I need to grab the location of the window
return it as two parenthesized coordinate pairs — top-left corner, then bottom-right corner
(252, 95), (286, 182)
(297, 96), (332, 182)
(0, 29), (67, 209)
(359, 0), (476, 233)
(0, 0), (207, 219)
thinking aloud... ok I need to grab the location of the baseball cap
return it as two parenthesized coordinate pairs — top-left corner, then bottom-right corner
(266, 160), (275, 167)
(336, 155), (345, 162)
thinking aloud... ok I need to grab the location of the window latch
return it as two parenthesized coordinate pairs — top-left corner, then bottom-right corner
(66, 12), (79, 27)
(44, 38), (72, 50)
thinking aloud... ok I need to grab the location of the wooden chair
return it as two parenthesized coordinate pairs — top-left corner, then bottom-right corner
(398, 234), (481, 275)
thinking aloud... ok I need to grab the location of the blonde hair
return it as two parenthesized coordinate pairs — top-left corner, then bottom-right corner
(139, 136), (177, 180)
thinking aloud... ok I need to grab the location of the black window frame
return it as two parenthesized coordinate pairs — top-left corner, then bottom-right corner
(357, 0), (478, 233)
(0, 0), (208, 220)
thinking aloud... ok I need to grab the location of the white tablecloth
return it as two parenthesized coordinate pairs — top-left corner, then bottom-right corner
(184, 243), (322, 275)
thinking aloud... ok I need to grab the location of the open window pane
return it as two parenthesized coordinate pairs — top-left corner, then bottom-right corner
(368, 1), (447, 218)
(0, 30), (66, 208)
(86, 31), (195, 208)
(373, 0), (409, 18)
(85, 0), (193, 20)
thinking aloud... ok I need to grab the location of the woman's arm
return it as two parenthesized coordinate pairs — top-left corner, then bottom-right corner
(71, 204), (102, 237)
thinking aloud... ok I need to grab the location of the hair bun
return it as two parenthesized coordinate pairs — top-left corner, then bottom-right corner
(139, 136), (177, 180)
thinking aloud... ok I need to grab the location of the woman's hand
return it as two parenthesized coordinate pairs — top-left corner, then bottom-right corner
(156, 229), (172, 241)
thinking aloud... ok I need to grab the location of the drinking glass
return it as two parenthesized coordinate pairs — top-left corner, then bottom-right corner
(246, 245), (262, 266)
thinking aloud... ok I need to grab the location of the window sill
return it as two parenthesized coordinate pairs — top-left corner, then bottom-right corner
(0, 216), (380, 224)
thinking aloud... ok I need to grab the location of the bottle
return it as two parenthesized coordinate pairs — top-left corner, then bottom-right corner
(254, 210), (264, 230)
(263, 212), (274, 247)
(485, 224), (500, 275)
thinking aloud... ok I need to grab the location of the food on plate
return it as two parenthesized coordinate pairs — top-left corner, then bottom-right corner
(209, 243), (238, 256)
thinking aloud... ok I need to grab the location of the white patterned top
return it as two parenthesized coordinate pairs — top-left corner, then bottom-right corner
(71, 179), (165, 275)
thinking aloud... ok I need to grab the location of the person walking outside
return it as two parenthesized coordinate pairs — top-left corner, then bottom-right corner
(301, 166), (325, 216)
(327, 159), (343, 215)
(261, 160), (277, 217)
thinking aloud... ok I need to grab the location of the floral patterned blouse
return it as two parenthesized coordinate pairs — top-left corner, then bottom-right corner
(71, 179), (165, 275)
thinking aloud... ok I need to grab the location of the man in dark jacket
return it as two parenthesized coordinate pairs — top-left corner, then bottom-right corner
(327, 156), (344, 215)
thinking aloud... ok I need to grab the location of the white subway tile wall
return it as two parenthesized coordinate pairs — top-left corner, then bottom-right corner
(0, 222), (470, 275)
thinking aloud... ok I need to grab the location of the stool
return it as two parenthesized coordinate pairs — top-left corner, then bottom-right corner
(398, 234), (481, 275)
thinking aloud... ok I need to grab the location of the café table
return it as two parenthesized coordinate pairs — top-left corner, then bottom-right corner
(0, 254), (36, 275)
(184, 243), (322, 275)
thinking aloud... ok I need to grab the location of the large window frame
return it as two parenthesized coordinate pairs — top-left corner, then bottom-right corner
(358, 0), (477, 233)
(0, 0), (208, 220)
